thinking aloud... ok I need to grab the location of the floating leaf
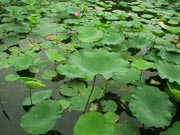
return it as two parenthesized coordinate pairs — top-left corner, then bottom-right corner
(45, 49), (65, 62)
(101, 32), (125, 45)
(101, 100), (117, 112)
(5, 74), (20, 81)
(156, 61), (180, 84)
(13, 55), (34, 71)
(129, 86), (174, 127)
(167, 82), (180, 102)
(115, 120), (140, 135)
(20, 100), (63, 135)
(104, 112), (120, 123)
(165, 25), (180, 35)
(57, 49), (130, 81)
(74, 112), (115, 135)
(69, 96), (87, 111)
(58, 99), (70, 110)
(23, 90), (53, 106)
(78, 27), (103, 42)
(41, 70), (57, 80)
(131, 59), (155, 70)
(160, 121), (180, 135)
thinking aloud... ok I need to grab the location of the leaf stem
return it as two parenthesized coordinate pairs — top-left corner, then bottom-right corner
(83, 75), (97, 114)
(29, 88), (33, 105)
(0, 95), (11, 120)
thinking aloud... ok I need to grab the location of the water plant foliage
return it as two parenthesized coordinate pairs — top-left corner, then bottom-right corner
(0, 0), (180, 134)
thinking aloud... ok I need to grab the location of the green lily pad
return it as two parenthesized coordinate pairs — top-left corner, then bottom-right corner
(23, 89), (53, 106)
(78, 27), (103, 42)
(101, 100), (117, 112)
(74, 112), (115, 135)
(20, 100), (63, 135)
(5, 74), (20, 81)
(41, 70), (57, 80)
(165, 25), (180, 34)
(131, 59), (155, 70)
(156, 61), (180, 84)
(101, 32), (125, 45)
(57, 49), (130, 81)
(160, 121), (180, 135)
(104, 112), (120, 123)
(45, 49), (65, 62)
(167, 82), (180, 102)
(115, 120), (140, 135)
(129, 86), (174, 127)
(69, 96), (87, 111)
(13, 55), (34, 71)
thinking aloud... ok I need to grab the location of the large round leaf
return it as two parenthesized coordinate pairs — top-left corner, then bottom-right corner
(129, 86), (174, 127)
(156, 61), (180, 84)
(167, 82), (180, 102)
(74, 112), (115, 135)
(78, 27), (103, 42)
(57, 49), (130, 81)
(160, 121), (180, 135)
(20, 100), (63, 135)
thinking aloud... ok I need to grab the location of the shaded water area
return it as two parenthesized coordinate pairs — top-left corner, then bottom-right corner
(0, 68), (81, 135)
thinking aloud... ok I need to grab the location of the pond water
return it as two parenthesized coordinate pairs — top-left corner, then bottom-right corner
(0, 68), (81, 135)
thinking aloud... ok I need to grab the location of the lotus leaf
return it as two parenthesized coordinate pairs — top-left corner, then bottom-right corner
(20, 100), (63, 135)
(45, 49), (65, 62)
(158, 49), (180, 64)
(160, 121), (180, 135)
(104, 112), (120, 123)
(5, 74), (20, 81)
(101, 100), (117, 112)
(20, 77), (46, 89)
(131, 59), (155, 70)
(165, 25), (180, 34)
(74, 112), (115, 135)
(156, 61), (180, 84)
(69, 96), (87, 111)
(115, 120), (140, 135)
(100, 32), (125, 45)
(57, 49), (130, 81)
(41, 70), (57, 80)
(23, 89), (53, 106)
(167, 82), (180, 102)
(13, 55), (34, 71)
(78, 27), (103, 42)
(129, 86), (174, 127)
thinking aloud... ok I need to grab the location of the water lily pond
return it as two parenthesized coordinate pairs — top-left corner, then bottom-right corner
(0, 0), (180, 135)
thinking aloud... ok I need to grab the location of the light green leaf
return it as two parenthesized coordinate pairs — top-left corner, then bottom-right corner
(45, 49), (65, 62)
(57, 49), (130, 81)
(78, 27), (103, 42)
(41, 70), (57, 80)
(129, 86), (174, 127)
(20, 100), (63, 135)
(131, 59), (155, 70)
(101, 100), (117, 112)
(160, 121), (180, 135)
(156, 61), (180, 84)
(167, 82), (180, 102)
(104, 112), (120, 123)
(23, 90), (53, 106)
(5, 74), (20, 81)
(74, 112), (115, 135)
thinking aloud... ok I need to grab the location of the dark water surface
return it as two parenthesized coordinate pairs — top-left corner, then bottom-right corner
(0, 68), (81, 135)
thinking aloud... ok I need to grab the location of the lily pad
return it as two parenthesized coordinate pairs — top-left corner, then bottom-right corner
(41, 70), (58, 80)
(45, 49), (65, 62)
(101, 100), (117, 112)
(57, 49), (130, 81)
(115, 120), (140, 135)
(165, 25), (180, 35)
(156, 61), (180, 84)
(78, 27), (103, 42)
(160, 121), (180, 135)
(23, 89), (53, 106)
(5, 74), (20, 81)
(20, 100), (63, 135)
(101, 32), (125, 45)
(129, 86), (174, 127)
(104, 112), (120, 123)
(131, 59), (155, 70)
(74, 112), (115, 135)
(167, 82), (180, 102)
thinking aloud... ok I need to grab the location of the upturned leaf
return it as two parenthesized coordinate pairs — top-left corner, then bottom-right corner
(57, 49), (130, 81)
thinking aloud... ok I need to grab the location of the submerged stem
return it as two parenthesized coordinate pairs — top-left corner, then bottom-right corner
(0, 95), (11, 120)
(83, 75), (97, 114)
(29, 88), (33, 105)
